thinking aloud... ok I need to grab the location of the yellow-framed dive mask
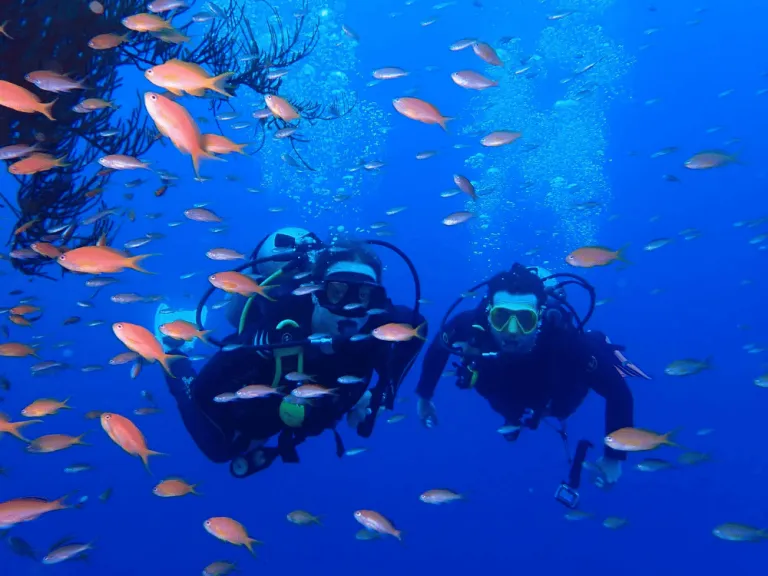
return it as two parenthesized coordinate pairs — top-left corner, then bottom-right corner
(488, 301), (540, 334)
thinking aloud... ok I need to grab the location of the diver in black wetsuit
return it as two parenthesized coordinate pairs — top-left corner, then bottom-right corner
(164, 228), (426, 479)
(415, 263), (650, 501)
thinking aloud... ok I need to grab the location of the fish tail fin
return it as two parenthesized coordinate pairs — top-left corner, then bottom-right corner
(197, 330), (213, 345)
(207, 72), (235, 97)
(191, 148), (222, 179)
(55, 155), (71, 168)
(126, 253), (159, 274)
(414, 321), (428, 341)
(41, 98), (57, 121)
(191, 484), (202, 496)
(312, 515), (323, 525)
(62, 397), (73, 409)
(76, 432), (90, 446)
(663, 427), (685, 449)
(438, 116), (454, 131)
(141, 449), (166, 474)
(54, 493), (74, 510)
(703, 355), (715, 370)
(245, 538), (262, 556)
(616, 244), (632, 264)
(12, 419), (43, 441)
(258, 284), (277, 301)
(395, 529), (405, 544)
(159, 353), (185, 378)
(235, 142), (248, 155)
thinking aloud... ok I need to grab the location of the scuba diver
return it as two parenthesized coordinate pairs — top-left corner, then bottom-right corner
(414, 263), (650, 508)
(163, 227), (426, 479)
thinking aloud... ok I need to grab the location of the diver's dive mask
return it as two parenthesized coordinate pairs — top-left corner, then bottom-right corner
(487, 292), (541, 352)
(488, 298), (540, 334)
(314, 270), (386, 318)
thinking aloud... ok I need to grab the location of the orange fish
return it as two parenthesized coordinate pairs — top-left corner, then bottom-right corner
(372, 322), (427, 343)
(27, 433), (87, 453)
(0, 413), (42, 441)
(0, 80), (56, 120)
(30, 242), (62, 258)
(14, 218), (38, 235)
(153, 477), (199, 497)
(0, 495), (70, 528)
(100, 412), (164, 472)
(109, 351), (140, 365)
(133, 407), (161, 416)
(605, 427), (682, 452)
(9, 315), (32, 327)
(684, 150), (739, 170)
(472, 42), (503, 66)
(203, 561), (238, 576)
(184, 207), (222, 222)
(453, 174), (476, 200)
(57, 245), (157, 274)
(286, 510), (322, 525)
(481, 131), (522, 147)
(236, 384), (284, 399)
(264, 94), (299, 122)
(22, 397), (71, 417)
(122, 13), (172, 32)
(392, 97), (452, 130)
(208, 271), (276, 300)
(201, 134), (247, 155)
(145, 59), (233, 97)
(565, 245), (629, 268)
(419, 489), (465, 504)
(0, 342), (38, 358)
(353, 510), (402, 540)
(144, 92), (219, 178)
(451, 70), (498, 90)
(88, 32), (132, 50)
(159, 319), (212, 345)
(112, 322), (183, 377)
(9, 305), (40, 315)
(203, 517), (263, 556)
(9, 153), (68, 175)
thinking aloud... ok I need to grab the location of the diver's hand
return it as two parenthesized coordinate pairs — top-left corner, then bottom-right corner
(346, 391), (372, 429)
(417, 397), (438, 428)
(594, 456), (622, 488)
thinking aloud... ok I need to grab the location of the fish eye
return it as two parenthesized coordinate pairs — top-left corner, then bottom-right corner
(150, 94), (157, 101)
(104, 414), (111, 420)
(146, 69), (153, 75)
(115, 323), (123, 329)
(204, 520), (211, 526)
(209, 274), (216, 280)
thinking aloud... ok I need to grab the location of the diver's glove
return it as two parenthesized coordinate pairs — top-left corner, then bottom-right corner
(594, 456), (623, 488)
(346, 391), (372, 429)
(417, 396), (438, 428)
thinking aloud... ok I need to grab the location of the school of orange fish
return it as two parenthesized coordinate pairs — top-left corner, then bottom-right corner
(1, 0), (767, 570)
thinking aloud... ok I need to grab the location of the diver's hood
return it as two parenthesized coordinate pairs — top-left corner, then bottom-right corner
(154, 304), (207, 352)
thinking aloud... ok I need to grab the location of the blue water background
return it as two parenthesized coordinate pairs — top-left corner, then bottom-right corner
(2, 0), (768, 574)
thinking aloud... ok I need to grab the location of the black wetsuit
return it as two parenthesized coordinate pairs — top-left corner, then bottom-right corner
(166, 294), (425, 468)
(415, 309), (634, 460)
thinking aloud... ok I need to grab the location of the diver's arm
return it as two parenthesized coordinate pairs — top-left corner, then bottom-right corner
(583, 332), (635, 460)
(414, 310), (473, 400)
(164, 354), (247, 463)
